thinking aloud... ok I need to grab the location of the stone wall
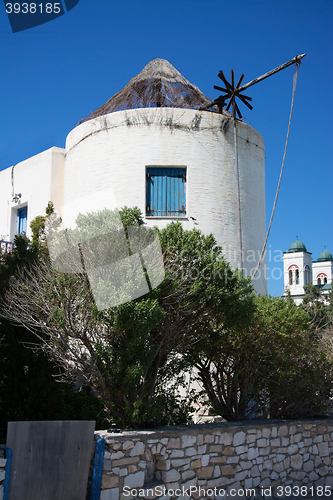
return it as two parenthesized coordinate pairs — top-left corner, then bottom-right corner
(94, 419), (333, 499)
(0, 448), (6, 500)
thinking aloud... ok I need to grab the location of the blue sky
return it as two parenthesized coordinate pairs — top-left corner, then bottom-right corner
(0, 0), (332, 296)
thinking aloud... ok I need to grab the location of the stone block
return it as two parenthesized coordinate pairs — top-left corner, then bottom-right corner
(181, 469), (195, 481)
(291, 455), (303, 470)
(0, 459), (6, 468)
(185, 447), (197, 457)
(123, 440), (134, 450)
(233, 431), (245, 446)
(247, 434), (257, 444)
(168, 438), (180, 448)
(257, 438), (268, 447)
(207, 476), (231, 488)
(273, 462), (284, 473)
(251, 465), (260, 477)
(100, 488), (119, 500)
(181, 435), (197, 448)
(204, 434), (215, 444)
(271, 438), (280, 447)
(201, 454), (210, 466)
(197, 434), (204, 446)
(309, 471), (319, 481)
(247, 447), (258, 460)
(219, 432), (232, 446)
(244, 477), (253, 489)
(101, 475), (119, 489)
(182, 477), (197, 490)
(262, 428), (271, 438)
(130, 441), (145, 457)
(214, 465), (224, 480)
(240, 460), (252, 470)
(223, 446), (234, 456)
(303, 460), (315, 473)
(263, 459), (273, 470)
(288, 444), (298, 454)
(197, 466), (214, 479)
(318, 442), (329, 457)
(103, 460), (112, 471)
(259, 447), (270, 456)
(318, 466), (329, 476)
(209, 445), (222, 452)
(235, 445), (248, 455)
(170, 449), (184, 458)
(111, 451), (125, 460)
(190, 459), (202, 469)
(235, 470), (248, 481)
(278, 425), (288, 437)
(112, 456), (140, 467)
(161, 469), (180, 483)
(171, 459), (190, 467)
(210, 456), (226, 464)
(221, 465), (236, 476)
(326, 476), (333, 487)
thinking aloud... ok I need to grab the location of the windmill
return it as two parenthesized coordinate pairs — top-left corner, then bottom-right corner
(204, 54), (306, 278)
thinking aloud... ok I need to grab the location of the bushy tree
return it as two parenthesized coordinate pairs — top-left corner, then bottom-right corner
(0, 208), (254, 428)
(0, 207), (106, 431)
(193, 295), (333, 421)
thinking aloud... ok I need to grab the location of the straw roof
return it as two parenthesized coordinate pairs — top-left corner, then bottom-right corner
(79, 59), (220, 124)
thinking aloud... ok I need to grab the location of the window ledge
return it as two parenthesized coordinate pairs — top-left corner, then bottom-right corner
(145, 216), (188, 220)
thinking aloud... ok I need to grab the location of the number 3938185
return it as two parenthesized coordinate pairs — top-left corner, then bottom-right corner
(5, 3), (61, 14)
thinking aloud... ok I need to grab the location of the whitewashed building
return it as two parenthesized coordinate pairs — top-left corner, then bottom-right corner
(283, 240), (333, 304)
(0, 59), (267, 293)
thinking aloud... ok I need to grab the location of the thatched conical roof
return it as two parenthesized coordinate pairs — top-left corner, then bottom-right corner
(79, 59), (219, 124)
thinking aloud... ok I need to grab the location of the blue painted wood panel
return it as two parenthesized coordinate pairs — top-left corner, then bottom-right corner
(17, 206), (27, 234)
(146, 167), (186, 217)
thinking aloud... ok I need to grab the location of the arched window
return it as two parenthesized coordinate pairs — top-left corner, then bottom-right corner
(295, 269), (299, 284)
(317, 278), (321, 285)
(289, 269), (293, 285)
(304, 265), (311, 286)
(324, 277), (327, 284)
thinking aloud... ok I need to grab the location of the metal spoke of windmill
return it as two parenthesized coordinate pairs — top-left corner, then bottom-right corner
(214, 69), (253, 119)
(209, 53), (306, 118)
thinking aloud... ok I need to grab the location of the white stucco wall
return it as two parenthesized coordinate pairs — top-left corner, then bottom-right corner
(312, 261), (333, 285)
(283, 251), (313, 301)
(64, 108), (266, 293)
(0, 147), (65, 241)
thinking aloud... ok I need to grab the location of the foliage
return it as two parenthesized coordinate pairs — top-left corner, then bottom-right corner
(0, 208), (254, 428)
(300, 284), (333, 335)
(0, 204), (105, 431)
(194, 295), (333, 421)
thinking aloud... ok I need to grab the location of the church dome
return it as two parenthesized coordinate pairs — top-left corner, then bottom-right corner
(318, 249), (333, 261)
(79, 58), (222, 124)
(288, 240), (307, 252)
